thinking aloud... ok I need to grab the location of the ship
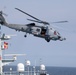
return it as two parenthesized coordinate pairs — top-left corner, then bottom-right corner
(0, 33), (49, 75)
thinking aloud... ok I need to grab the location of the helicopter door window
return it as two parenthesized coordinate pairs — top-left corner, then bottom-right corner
(36, 28), (40, 32)
(41, 28), (46, 36)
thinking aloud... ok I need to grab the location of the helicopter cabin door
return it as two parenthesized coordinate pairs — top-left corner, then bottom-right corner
(41, 27), (46, 36)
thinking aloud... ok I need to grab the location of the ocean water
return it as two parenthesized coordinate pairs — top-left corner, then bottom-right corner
(3, 66), (76, 75)
(46, 67), (76, 75)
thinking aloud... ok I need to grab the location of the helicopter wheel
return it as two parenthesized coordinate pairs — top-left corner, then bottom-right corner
(46, 39), (50, 42)
(45, 38), (50, 42)
(24, 35), (27, 37)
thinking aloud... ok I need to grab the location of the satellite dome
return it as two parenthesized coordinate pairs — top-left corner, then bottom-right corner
(17, 63), (24, 72)
(40, 64), (45, 70)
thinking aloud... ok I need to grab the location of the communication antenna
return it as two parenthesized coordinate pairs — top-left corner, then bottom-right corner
(26, 60), (31, 75)
(40, 58), (42, 65)
(33, 60), (36, 75)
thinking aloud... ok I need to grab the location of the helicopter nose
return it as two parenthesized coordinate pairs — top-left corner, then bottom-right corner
(59, 37), (66, 41)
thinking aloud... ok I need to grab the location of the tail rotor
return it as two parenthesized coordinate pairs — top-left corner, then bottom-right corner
(0, 11), (7, 25)
(0, 10), (8, 17)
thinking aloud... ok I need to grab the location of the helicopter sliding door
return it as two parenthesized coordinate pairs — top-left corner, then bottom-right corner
(41, 27), (46, 36)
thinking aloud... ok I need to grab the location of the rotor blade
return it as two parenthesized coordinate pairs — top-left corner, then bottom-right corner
(15, 8), (50, 25)
(15, 8), (41, 21)
(27, 19), (50, 25)
(51, 21), (68, 23)
(27, 19), (42, 23)
(0, 11), (8, 16)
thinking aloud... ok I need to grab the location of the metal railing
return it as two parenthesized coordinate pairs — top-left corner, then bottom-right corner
(2, 71), (47, 75)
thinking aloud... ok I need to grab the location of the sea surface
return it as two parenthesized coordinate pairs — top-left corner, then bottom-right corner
(3, 66), (76, 75)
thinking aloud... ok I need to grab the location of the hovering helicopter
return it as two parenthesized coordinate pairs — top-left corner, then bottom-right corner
(0, 8), (68, 42)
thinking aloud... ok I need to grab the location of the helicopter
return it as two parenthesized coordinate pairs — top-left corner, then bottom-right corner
(0, 8), (68, 42)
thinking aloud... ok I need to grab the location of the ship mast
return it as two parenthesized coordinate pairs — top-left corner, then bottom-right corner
(0, 26), (2, 74)
(0, 26), (16, 74)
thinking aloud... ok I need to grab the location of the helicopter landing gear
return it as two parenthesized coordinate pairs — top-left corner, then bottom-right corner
(24, 33), (27, 37)
(24, 35), (27, 37)
(46, 39), (50, 42)
(45, 38), (50, 42)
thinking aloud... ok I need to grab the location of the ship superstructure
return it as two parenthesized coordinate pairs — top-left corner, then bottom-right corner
(0, 26), (49, 75)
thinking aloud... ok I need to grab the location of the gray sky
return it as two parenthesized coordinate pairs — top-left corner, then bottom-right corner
(0, 0), (76, 67)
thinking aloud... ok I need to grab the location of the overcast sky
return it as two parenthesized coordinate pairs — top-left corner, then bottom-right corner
(0, 0), (76, 67)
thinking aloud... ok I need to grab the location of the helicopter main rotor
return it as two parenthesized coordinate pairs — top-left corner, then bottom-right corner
(15, 8), (68, 26)
(15, 8), (50, 25)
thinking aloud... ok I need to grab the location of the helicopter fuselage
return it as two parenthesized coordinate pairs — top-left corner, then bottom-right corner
(0, 9), (66, 42)
(3, 22), (65, 42)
